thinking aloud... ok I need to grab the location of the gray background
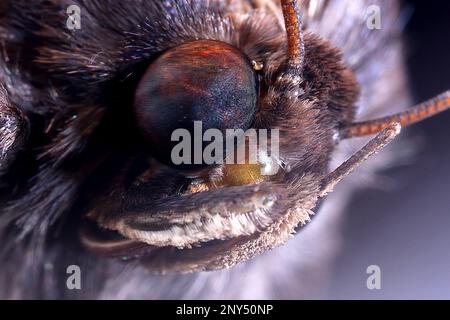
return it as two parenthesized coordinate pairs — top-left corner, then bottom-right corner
(327, 0), (450, 299)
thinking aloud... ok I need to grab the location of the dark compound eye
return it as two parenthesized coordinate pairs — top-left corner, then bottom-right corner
(134, 40), (258, 166)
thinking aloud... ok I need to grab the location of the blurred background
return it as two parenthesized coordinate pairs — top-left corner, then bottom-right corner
(328, 0), (450, 299)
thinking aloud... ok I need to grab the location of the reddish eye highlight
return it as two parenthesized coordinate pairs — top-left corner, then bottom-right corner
(134, 40), (258, 164)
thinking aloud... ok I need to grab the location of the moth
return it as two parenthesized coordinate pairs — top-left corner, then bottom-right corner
(0, 0), (448, 299)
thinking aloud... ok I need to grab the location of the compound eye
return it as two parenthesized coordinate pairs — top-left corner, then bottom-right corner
(134, 40), (258, 165)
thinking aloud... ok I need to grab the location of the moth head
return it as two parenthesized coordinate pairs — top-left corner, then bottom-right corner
(80, 0), (364, 272)
(2, 0), (449, 275)
(80, 1), (450, 273)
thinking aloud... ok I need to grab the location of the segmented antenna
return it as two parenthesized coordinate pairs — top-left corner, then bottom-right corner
(341, 90), (450, 139)
(321, 123), (402, 197)
(281, 0), (305, 73)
